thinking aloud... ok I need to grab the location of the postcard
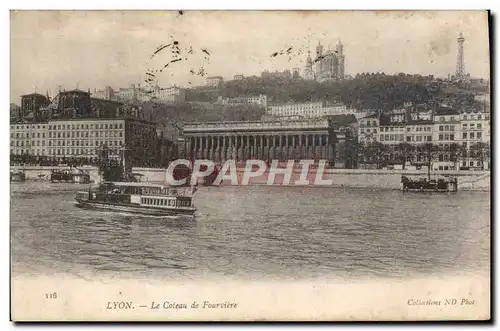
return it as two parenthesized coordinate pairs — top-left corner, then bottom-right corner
(10, 10), (490, 321)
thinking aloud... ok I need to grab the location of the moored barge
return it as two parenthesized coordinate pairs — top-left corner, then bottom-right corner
(401, 175), (458, 192)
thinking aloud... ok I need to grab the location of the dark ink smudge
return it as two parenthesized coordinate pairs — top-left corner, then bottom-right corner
(150, 44), (171, 59)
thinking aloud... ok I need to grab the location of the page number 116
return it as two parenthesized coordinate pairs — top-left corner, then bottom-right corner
(45, 292), (58, 299)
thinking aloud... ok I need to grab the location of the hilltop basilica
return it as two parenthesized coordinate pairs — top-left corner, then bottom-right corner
(303, 40), (345, 82)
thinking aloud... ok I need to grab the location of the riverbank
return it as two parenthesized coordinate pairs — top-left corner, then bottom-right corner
(11, 165), (490, 191)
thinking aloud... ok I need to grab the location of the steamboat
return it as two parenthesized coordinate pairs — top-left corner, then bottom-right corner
(74, 144), (197, 217)
(75, 182), (197, 217)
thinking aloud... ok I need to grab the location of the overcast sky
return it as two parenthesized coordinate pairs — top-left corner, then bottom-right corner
(10, 10), (490, 104)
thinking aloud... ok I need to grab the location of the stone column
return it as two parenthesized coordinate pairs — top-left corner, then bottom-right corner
(312, 134), (316, 160)
(194, 136), (198, 160)
(222, 136), (226, 162)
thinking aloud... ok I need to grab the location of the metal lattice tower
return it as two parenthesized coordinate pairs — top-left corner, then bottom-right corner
(456, 32), (465, 79)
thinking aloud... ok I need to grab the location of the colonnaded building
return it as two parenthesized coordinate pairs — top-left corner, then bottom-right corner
(181, 118), (354, 166)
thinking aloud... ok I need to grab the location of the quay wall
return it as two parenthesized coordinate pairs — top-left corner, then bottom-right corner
(132, 167), (491, 191)
(11, 166), (490, 191)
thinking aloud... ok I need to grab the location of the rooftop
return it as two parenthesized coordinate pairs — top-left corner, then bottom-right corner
(21, 93), (48, 98)
(326, 114), (357, 126)
(361, 113), (380, 119)
(434, 107), (459, 116)
(60, 89), (89, 94)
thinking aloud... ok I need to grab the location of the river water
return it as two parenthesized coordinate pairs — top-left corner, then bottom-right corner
(10, 182), (490, 282)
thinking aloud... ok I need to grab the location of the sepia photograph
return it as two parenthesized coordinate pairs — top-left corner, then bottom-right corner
(9, 9), (491, 321)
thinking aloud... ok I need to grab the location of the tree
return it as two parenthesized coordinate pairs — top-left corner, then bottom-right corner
(395, 142), (414, 170)
(360, 141), (385, 168)
(448, 143), (463, 171)
(421, 143), (440, 179)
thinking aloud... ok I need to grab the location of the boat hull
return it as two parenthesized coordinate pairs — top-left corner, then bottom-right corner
(75, 199), (196, 217)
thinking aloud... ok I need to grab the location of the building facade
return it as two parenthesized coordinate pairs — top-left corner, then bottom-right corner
(182, 119), (339, 163)
(268, 102), (324, 118)
(356, 106), (491, 171)
(206, 76), (224, 87)
(93, 86), (116, 100)
(357, 114), (379, 145)
(246, 95), (267, 107)
(460, 110), (490, 170)
(217, 94), (267, 107)
(10, 118), (159, 167)
(154, 85), (187, 103)
(432, 107), (461, 170)
(268, 101), (361, 119)
(10, 123), (48, 157)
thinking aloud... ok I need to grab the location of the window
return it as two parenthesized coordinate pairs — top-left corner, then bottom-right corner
(470, 124), (475, 129)
(463, 133), (467, 139)
(463, 115), (468, 120)
(470, 132), (475, 139)
(477, 124), (482, 129)
(450, 134), (454, 141)
(463, 161), (467, 167)
(439, 134), (443, 141)
(439, 125), (443, 131)
(440, 117), (445, 122)
(478, 115), (482, 120)
(477, 132), (482, 139)
(438, 154), (444, 162)
(426, 136), (431, 142)
(470, 161), (474, 167)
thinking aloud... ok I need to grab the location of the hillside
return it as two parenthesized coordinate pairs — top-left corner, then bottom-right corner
(186, 73), (444, 111)
(186, 73), (486, 112)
